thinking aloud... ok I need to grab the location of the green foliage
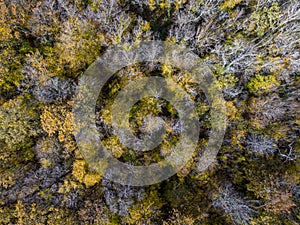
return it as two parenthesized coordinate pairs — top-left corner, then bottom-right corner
(0, 3), (35, 97)
(250, 212), (282, 225)
(246, 74), (280, 95)
(0, 44), (23, 95)
(49, 18), (104, 78)
(216, 73), (238, 89)
(248, 2), (281, 37)
(124, 188), (163, 224)
(0, 96), (40, 168)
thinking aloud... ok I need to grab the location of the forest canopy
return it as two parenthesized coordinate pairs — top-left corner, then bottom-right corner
(0, 0), (299, 224)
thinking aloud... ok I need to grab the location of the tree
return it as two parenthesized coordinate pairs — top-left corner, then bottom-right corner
(35, 76), (76, 103)
(0, 95), (40, 169)
(1, 0), (299, 224)
(102, 179), (145, 217)
(163, 209), (196, 225)
(212, 183), (255, 225)
(40, 101), (76, 153)
(245, 134), (278, 157)
(248, 94), (287, 127)
(78, 199), (111, 225)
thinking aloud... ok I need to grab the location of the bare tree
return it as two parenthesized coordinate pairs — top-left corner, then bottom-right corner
(211, 39), (259, 75)
(102, 179), (145, 216)
(212, 183), (256, 225)
(168, 0), (227, 54)
(245, 134), (278, 157)
(278, 142), (299, 162)
(35, 77), (76, 103)
(248, 94), (287, 127)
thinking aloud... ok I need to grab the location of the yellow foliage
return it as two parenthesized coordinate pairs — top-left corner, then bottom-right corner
(0, 4), (13, 41)
(0, 170), (15, 189)
(0, 26), (12, 42)
(46, 207), (77, 225)
(125, 189), (163, 224)
(230, 129), (246, 148)
(0, 96), (40, 151)
(162, 64), (173, 76)
(141, 21), (151, 31)
(217, 73), (238, 89)
(40, 102), (76, 152)
(225, 101), (238, 121)
(14, 200), (27, 225)
(72, 159), (102, 188)
(148, 0), (172, 11)
(174, 0), (188, 10)
(246, 74), (280, 94)
(58, 179), (81, 194)
(220, 0), (243, 10)
(40, 106), (64, 136)
(160, 2), (170, 10)
(24, 50), (55, 84)
(83, 172), (102, 188)
(54, 18), (103, 77)
(248, 2), (281, 37)
(72, 159), (86, 183)
(148, 0), (158, 10)
(0, 206), (14, 224)
(40, 158), (52, 168)
(102, 136), (124, 158)
(58, 110), (75, 152)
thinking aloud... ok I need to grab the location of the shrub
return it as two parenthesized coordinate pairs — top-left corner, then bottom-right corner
(246, 173), (297, 215)
(163, 209), (196, 225)
(34, 137), (62, 168)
